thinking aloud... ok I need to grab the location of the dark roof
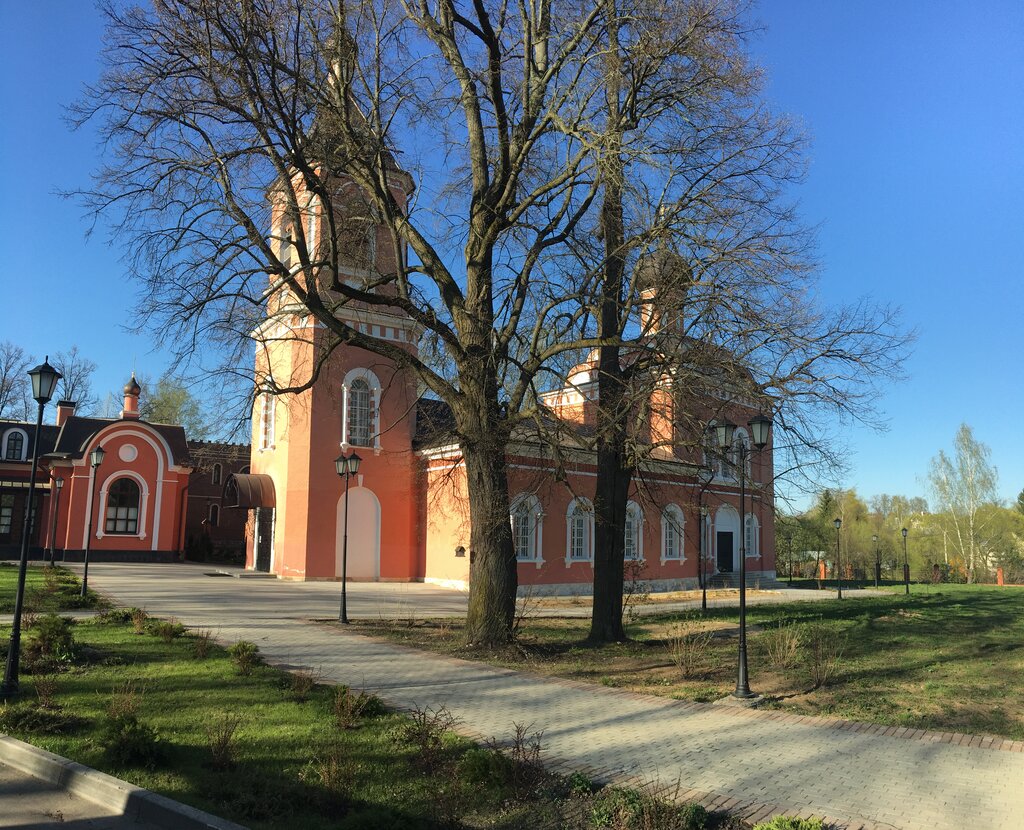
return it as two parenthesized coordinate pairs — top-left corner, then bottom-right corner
(0, 421), (61, 459)
(47, 417), (191, 466)
(413, 398), (457, 449)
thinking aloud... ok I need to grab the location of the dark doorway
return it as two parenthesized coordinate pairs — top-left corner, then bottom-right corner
(255, 507), (274, 572)
(717, 531), (733, 573)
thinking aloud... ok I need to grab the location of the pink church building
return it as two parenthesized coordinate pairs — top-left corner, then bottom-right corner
(234, 172), (777, 593)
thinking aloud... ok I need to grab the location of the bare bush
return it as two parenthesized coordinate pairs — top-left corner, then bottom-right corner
(666, 618), (715, 679)
(206, 712), (242, 770)
(289, 667), (321, 702)
(396, 705), (460, 771)
(806, 622), (846, 689)
(761, 622), (802, 670)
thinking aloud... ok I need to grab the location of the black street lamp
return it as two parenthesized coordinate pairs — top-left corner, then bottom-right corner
(833, 518), (843, 600)
(872, 533), (880, 588)
(80, 446), (106, 598)
(2, 357), (61, 701)
(699, 504), (709, 613)
(46, 477), (64, 567)
(335, 451), (362, 623)
(902, 527), (909, 595)
(709, 413), (771, 700)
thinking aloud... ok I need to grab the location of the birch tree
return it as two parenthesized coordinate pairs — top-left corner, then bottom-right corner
(928, 423), (999, 582)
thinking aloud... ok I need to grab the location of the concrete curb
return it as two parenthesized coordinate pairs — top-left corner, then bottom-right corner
(0, 735), (248, 830)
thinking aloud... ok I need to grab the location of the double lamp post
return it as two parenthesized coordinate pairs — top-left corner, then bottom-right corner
(708, 413), (771, 701)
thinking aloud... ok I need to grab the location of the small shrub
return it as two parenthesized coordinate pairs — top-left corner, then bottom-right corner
(98, 608), (136, 624)
(131, 607), (149, 634)
(21, 606), (40, 631)
(806, 621), (846, 689)
(192, 628), (214, 659)
(289, 667), (321, 702)
(667, 617), (714, 679)
(567, 770), (595, 797)
(206, 712), (242, 770)
(228, 640), (262, 676)
(753, 817), (824, 830)
(623, 560), (653, 623)
(457, 747), (514, 788)
(26, 614), (77, 664)
(0, 702), (86, 735)
(101, 712), (163, 769)
(150, 619), (186, 643)
(333, 685), (383, 729)
(591, 786), (707, 830)
(505, 721), (545, 793)
(33, 674), (58, 709)
(300, 739), (352, 796)
(395, 704), (459, 771)
(761, 621), (802, 670)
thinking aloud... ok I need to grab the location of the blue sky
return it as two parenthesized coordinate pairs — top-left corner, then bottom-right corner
(1, 1), (1021, 507)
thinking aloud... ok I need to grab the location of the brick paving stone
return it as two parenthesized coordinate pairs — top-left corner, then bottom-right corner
(75, 562), (1024, 830)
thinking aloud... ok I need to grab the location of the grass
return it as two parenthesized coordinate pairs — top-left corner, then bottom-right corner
(0, 611), (748, 830)
(0, 563), (105, 613)
(355, 584), (1024, 740)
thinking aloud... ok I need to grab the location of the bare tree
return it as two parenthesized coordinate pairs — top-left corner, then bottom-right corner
(556, 0), (910, 641)
(52, 346), (98, 414)
(0, 342), (32, 420)
(73, 0), (621, 645)
(928, 423), (999, 582)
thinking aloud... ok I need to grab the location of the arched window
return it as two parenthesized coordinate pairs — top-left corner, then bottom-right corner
(212, 463), (222, 486)
(105, 478), (141, 534)
(744, 514), (760, 557)
(661, 505), (685, 561)
(624, 501), (643, 560)
(341, 369), (381, 451)
(279, 220), (294, 269)
(566, 498), (593, 563)
(511, 495), (542, 562)
(347, 378), (372, 447)
(259, 393), (275, 449)
(3, 429), (26, 461)
(729, 429), (750, 480)
(208, 503), (220, 528)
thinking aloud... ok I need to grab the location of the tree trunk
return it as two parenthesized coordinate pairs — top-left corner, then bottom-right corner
(590, 398), (632, 642)
(589, 0), (630, 644)
(463, 441), (517, 645)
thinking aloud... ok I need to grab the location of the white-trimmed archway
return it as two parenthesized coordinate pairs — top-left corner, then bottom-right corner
(336, 486), (381, 579)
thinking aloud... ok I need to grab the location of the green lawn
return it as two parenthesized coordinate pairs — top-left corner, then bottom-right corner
(0, 611), (745, 830)
(0, 563), (105, 613)
(357, 584), (1024, 740)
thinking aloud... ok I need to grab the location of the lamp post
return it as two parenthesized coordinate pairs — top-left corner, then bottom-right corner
(872, 534), (880, 588)
(46, 477), (64, 566)
(80, 446), (105, 598)
(2, 357), (61, 701)
(902, 527), (909, 595)
(335, 451), (362, 623)
(833, 518), (843, 600)
(699, 504), (709, 613)
(709, 413), (771, 700)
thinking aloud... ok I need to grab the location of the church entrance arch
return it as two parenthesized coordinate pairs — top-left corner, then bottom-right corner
(336, 487), (381, 580)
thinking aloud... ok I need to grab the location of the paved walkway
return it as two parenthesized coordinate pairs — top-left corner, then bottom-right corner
(60, 563), (1024, 830)
(0, 761), (161, 829)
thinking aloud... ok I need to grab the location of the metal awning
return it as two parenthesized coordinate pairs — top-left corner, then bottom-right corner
(222, 473), (276, 509)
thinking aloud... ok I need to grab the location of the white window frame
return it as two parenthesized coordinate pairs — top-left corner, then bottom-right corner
(624, 500), (643, 561)
(510, 494), (544, 567)
(340, 368), (382, 454)
(96, 471), (149, 541)
(660, 504), (685, 563)
(259, 393), (275, 450)
(744, 513), (760, 557)
(2, 428), (28, 462)
(565, 497), (594, 565)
